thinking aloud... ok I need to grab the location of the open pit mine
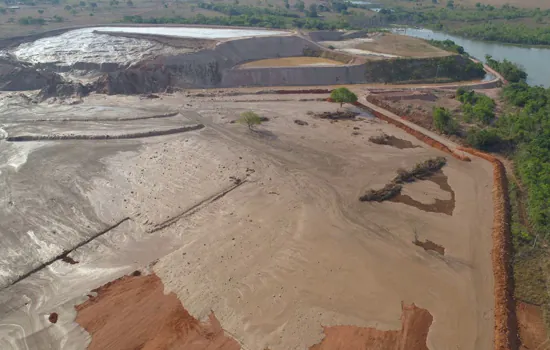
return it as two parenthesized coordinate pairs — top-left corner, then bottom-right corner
(0, 25), (511, 350)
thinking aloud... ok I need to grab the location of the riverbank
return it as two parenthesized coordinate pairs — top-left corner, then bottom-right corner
(393, 28), (550, 87)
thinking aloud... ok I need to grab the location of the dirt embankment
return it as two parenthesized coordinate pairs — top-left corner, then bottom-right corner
(457, 146), (518, 350)
(75, 273), (240, 350)
(309, 303), (433, 350)
(354, 101), (471, 162)
(6, 124), (204, 142)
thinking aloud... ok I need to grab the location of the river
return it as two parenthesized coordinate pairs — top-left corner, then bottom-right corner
(394, 28), (550, 87)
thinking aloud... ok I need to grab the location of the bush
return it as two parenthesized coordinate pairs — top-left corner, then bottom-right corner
(360, 183), (402, 202)
(433, 106), (458, 134)
(238, 111), (263, 130)
(466, 127), (501, 150)
(457, 89), (496, 125)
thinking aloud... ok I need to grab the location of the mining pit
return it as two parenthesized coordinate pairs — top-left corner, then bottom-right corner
(0, 26), (498, 350)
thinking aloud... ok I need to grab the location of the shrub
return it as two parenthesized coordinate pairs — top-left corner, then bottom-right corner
(466, 127), (502, 150)
(433, 106), (458, 134)
(238, 111), (263, 130)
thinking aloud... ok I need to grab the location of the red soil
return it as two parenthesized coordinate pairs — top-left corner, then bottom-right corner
(75, 273), (240, 350)
(310, 303), (433, 350)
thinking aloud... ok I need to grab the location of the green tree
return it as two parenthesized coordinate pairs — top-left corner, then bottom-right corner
(239, 111), (263, 130)
(294, 0), (305, 12)
(433, 106), (457, 134)
(37, 9), (44, 14)
(330, 87), (358, 107)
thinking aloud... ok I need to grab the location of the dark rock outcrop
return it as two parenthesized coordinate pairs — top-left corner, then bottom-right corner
(0, 57), (64, 91)
(38, 81), (93, 100)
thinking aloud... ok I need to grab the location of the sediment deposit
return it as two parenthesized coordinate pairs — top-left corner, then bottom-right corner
(0, 91), (495, 350)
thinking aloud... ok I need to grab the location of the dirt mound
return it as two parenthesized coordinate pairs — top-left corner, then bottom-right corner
(310, 303), (433, 350)
(369, 133), (419, 149)
(0, 57), (64, 91)
(75, 273), (240, 350)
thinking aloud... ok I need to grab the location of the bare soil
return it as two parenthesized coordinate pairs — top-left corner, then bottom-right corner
(75, 273), (240, 350)
(516, 301), (550, 349)
(309, 303), (433, 350)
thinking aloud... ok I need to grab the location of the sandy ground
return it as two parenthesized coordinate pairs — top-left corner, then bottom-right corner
(0, 90), (494, 350)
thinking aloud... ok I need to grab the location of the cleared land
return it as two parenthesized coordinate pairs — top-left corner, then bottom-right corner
(0, 89), (494, 350)
(355, 33), (451, 58)
(238, 56), (344, 68)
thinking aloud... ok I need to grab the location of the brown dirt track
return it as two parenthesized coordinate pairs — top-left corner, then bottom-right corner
(458, 146), (517, 350)
(75, 273), (240, 350)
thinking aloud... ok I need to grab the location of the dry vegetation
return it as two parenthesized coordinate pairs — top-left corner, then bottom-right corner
(355, 33), (451, 58)
(360, 157), (447, 202)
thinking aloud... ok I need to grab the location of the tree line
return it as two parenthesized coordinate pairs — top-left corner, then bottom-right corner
(122, 14), (355, 30)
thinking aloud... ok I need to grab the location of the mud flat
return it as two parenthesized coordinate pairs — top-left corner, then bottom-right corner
(0, 91), (494, 350)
